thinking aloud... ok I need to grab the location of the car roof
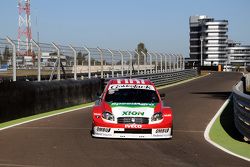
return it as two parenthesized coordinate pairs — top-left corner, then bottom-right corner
(108, 78), (154, 85)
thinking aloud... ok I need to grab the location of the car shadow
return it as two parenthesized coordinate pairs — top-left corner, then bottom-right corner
(191, 91), (231, 100)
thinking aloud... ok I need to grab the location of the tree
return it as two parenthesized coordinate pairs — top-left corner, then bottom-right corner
(135, 42), (148, 65)
(3, 46), (12, 64)
(77, 51), (87, 65)
(246, 65), (250, 72)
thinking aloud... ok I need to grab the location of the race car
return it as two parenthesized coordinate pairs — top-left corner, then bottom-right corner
(91, 78), (173, 139)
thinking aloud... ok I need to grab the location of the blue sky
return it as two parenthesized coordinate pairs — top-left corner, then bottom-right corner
(1, 0), (250, 57)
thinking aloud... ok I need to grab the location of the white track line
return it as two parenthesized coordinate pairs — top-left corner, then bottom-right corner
(204, 95), (250, 162)
(0, 105), (93, 131)
(0, 163), (39, 167)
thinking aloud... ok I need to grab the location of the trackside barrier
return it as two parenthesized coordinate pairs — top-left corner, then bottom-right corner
(0, 70), (196, 123)
(233, 75), (250, 140)
(0, 79), (101, 123)
(104, 69), (198, 87)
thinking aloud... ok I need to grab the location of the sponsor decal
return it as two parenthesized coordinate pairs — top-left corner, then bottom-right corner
(108, 84), (155, 91)
(96, 127), (111, 133)
(125, 124), (142, 128)
(155, 128), (169, 133)
(164, 114), (172, 117)
(110, 102), (156, 108)
(122, 111), (145, 116)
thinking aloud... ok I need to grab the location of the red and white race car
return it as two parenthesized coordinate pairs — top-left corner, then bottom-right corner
(91, 78), (173, 139)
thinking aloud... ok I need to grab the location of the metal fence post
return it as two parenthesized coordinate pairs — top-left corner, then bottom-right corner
(158, 53), (163, 72)
(141, 51), (147, 74)
(107, 49), (114, 78)
(164, 53), (167, 72)
(83, 46), (91, 79)
(31, 39), (41, 81)
(182, 55), (185, 70)
(97, 47), (103, 78)
(127, 51), (133, 77)
(6, 37), (16, 81)
(169, 54), (172, 72)
(177, 54), (180, 71)
(135, 51), (140, 74)
(175, 54), (178, 71)
(171, 54), (176, 71)
(69, 45), (77, 80)
(52, 42), (61, 80)
(119, 50), (124, 76)
(148, 52), (153, 74)
(153, 52), (158, 73)
(176, 54), (180, 70)
(179, 54), (183, 70)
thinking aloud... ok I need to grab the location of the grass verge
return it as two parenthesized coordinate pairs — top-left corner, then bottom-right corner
(0, 102), (93, 129)
(209, 99), (250, 159)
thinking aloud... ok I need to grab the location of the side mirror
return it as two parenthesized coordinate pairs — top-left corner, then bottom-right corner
(95, 92), (102, 105)
(160, 93), (166, 100)
(95, 92), (102, 100)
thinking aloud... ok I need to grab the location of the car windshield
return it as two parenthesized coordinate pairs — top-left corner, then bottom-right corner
(105, 88), (159, 103)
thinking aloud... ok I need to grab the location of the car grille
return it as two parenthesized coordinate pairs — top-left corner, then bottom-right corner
(117, 117), (149, 124)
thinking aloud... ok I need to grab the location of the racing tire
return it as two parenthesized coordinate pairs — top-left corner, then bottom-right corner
(171, 125), (173, 137)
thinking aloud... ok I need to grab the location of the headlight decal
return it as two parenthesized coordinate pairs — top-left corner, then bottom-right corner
(102, 111), (115, 121)
(151, 112), (163, 122)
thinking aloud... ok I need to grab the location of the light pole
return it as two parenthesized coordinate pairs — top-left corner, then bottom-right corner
(200, 36), (203, 66)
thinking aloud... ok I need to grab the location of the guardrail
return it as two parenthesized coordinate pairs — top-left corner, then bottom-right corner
(104, 69), (198, 87)
(233, 74), (250, 141)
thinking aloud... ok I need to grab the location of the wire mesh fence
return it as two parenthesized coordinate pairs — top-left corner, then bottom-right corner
(0, 37), (185, 81)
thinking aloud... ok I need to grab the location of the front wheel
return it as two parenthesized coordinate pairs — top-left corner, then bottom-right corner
(171, 125), (173, 137)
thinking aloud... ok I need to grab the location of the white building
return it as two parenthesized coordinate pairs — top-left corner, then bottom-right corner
(228, 41), (250, 68)
(189, 15), (228, 66)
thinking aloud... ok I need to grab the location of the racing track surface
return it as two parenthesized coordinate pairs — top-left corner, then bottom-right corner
(0, 72), (249, 167)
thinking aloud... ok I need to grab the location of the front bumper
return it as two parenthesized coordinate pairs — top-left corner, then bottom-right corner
(92, 126), (172, 139)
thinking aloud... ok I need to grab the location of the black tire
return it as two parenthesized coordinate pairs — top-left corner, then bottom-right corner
(171, 125), (173, 137)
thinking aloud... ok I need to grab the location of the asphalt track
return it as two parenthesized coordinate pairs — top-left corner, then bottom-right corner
(0, 72), (249, 167)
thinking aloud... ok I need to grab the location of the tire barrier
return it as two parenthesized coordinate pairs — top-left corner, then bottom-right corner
(233, 75), (250, 140)
(0, 79), (101, 123)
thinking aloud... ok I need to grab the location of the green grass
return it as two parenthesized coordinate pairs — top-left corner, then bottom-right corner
(0, 102), (93, 129)
(209, 100), (250, 159)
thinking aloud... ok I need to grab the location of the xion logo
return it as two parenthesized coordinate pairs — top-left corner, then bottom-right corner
(122, 111), (144, 116)
(125, 124), (142, 128)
